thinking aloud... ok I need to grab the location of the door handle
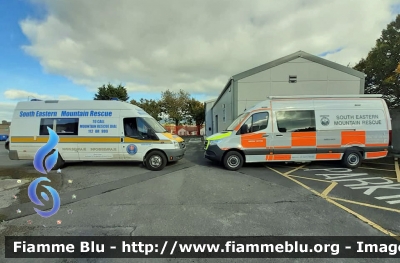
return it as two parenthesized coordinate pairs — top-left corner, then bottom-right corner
(275, 134), (283, 137)
(262, 134), (269, 137)
(120, 137), (123, 142)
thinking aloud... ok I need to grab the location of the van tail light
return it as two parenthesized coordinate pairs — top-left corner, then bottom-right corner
(389, 130), (392, 146)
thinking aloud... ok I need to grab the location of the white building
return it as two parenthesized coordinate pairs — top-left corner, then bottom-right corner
(208, 50), (366, 134)
(177, 128), (188, 136)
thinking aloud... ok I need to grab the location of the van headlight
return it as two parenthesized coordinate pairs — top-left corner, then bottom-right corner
(209, 140), (221, 145)
(173, 141), (180, 148)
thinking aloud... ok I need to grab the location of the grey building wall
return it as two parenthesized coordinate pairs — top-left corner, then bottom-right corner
(204, 99), (216, 137)
(211, 82), (234, 133)
(390, 109), (400, 154)
(236, 58), (362, 114)
(210, 51), (366, 134)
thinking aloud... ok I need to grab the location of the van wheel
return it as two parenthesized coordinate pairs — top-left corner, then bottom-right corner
(223, 151), (243, 171)
(53, 154), (65, 170)
(342, 151), (362, 169)
(145, 151), (167, 171)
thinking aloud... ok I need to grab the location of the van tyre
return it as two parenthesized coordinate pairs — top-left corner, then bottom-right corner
(223, 151), (244, 171)
(145, 151), (167, 171)
(342, 151), (362, 169)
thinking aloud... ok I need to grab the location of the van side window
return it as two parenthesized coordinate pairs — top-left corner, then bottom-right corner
(39, 118), (79, 135)
(239, 112), (269, 134)
(276, 110), (316, 132)
(123, 118), (140, 138)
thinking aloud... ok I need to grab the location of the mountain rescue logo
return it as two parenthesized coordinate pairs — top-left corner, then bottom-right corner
(320, 116), (330, 126)
(126, 144), (138, 155)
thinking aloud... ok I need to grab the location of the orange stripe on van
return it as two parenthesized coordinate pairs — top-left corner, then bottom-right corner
(365, 151), (388, 158)
(291, 132), (316, 147)
(274, 145), (291, 149)
(365, 143), (388, 147)
(316, 153), (342, 160)
(241, 133), (266, 148)
(234, 113), (250, 131)
(317, 144), (342, 148)
(271, 154), (291, 161)
(341, 131), (366, 145)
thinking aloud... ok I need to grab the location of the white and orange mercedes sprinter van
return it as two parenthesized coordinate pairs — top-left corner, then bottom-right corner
(204, 95), (392, 171)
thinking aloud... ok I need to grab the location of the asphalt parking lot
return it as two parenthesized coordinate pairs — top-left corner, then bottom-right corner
(0, 139), (400, 262)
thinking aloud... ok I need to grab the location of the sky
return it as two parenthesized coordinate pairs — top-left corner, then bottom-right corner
(0, 0), (400, 122)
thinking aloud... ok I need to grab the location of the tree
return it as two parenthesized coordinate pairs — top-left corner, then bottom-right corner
(160, 89), (190, 126)
(94, 83), (129, 101)
(131, 98), (162, 121)
(185, 98), (205, 135)
(353, 14), (400, 108)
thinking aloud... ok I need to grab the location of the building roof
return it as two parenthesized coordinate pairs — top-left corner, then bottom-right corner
(211, 50), (366, 110)
(204, 98), (217, 104)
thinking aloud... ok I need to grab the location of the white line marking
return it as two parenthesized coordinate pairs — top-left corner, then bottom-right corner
(170, 241), (178, 255)
(386, 200), (400, 204)
(160, 241), (168, 255)
(375, 195), (400, 200)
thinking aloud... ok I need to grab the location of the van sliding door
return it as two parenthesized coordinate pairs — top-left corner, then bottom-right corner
(271, 110), (317, 162)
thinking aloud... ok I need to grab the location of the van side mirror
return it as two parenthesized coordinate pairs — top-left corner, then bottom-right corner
(240, 124), (248, 134)
(148, 128), (159, 140)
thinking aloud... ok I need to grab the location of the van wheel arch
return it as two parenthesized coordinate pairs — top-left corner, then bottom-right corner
(341, 147), (364, 169)
(143, 149), (168, 171)
(222, 149), (246, 171)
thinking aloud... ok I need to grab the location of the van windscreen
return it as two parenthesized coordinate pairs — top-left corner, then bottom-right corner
(143, 117), (167, 133)
(225, 113), (249, 131)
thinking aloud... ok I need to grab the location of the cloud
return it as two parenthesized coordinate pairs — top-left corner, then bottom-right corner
(19, 0), (400, 95)
(4, 89), (79, 101)
(0, 102), (17, 122)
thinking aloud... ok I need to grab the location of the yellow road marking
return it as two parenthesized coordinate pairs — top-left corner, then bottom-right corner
(329, 197), (400, 214)
(289, 174), (332, 183)
(363, 162), (394, 166)
(266, 166), (400, 241)
(358, 166), (395, 172)
(395, 158), (400, 183)
(321, 182), (338, 197)
(284, 164), (306, 175)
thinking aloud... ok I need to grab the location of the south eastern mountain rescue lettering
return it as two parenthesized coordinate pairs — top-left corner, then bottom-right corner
(334, 114), (382, 125)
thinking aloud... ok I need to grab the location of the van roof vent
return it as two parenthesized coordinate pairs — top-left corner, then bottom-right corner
(45, 100), (59, 103)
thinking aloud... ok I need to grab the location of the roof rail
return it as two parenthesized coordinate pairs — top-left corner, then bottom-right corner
(266, 94), (382, 99)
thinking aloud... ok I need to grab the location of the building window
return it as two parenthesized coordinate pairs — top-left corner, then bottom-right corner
(276, 110), (316, 132)
(39, 118), (79, 136)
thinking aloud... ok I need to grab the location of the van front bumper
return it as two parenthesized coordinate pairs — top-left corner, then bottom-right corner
(164, 148), (186, 162)
(9, 150), (19, 160)
(204, 145), (224, 162)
